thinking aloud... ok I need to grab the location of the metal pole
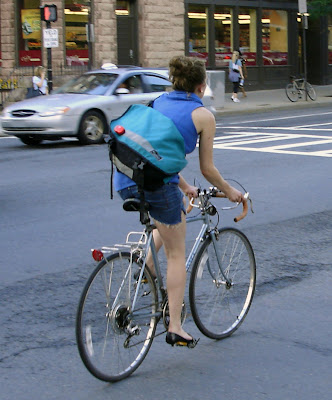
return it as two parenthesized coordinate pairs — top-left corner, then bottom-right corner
(46, 21), (53, 92)
(87, 6), (93, 71)
(302, 14), (308, 101)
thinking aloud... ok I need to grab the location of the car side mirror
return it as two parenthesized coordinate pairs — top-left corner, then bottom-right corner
(115, 88), (130, 95)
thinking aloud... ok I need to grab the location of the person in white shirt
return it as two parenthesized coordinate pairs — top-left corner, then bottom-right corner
(32, 66), (48, 95)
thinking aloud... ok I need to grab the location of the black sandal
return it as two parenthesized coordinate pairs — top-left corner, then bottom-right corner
(166, 332), (199, 348)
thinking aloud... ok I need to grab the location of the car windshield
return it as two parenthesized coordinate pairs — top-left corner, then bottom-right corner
(54, 73), (118, 95)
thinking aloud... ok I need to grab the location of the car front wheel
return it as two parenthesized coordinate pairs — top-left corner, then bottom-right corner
(77, 110), (106, 145)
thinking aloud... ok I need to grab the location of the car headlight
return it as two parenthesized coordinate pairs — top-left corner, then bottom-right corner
(39, 107), (70, 117)
(2, 107), (10, 117)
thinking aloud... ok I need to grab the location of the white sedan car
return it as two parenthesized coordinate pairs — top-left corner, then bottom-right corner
(1, 66), (215, 146)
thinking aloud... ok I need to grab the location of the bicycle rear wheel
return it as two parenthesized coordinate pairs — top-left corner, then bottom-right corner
(285, 83), (299, 102)
(76, 252), (158, 382)
(305, 82), (317, 101)
(189, 228), (256, 340)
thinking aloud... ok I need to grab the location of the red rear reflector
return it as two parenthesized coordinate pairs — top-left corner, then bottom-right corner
(114, 125), (125, 135)
(92, 249), (103, 261)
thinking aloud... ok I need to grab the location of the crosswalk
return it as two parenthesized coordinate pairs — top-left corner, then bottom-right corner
(213, 129), (332, 158)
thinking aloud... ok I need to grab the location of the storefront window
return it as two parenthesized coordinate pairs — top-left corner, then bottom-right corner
(328, 16), (332, 65)
(215, 7), (232, 67)
(239, 8), (257, 66)
(115, 1), (130, 16)
(65, 1), (91, 66)
(17, 0), (42, 67)
(188, 5), (208, 65)
(262, 9), (288, 65)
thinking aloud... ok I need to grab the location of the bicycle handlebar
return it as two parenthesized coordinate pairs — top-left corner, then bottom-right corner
(186, 189), (251, 222)
(211, 191), (250, 221)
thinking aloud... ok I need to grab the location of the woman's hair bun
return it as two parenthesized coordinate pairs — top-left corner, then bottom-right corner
(169, 56), (206, 92)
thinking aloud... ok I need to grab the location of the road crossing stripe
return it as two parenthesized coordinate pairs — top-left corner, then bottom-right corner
(217, 126), (332, 132)
(213, 131), (332, 157)
(216, 111), (332, 125)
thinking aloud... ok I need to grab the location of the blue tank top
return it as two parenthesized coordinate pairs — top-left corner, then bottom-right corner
(114, 91), (203, 191)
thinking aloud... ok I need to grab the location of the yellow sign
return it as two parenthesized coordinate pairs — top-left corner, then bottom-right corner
(21, 9), (41, 40)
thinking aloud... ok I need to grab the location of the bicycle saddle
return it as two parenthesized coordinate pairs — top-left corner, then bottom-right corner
(123, 198), (150, 212)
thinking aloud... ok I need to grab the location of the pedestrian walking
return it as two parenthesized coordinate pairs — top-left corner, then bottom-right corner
(228, 51), (244, 103)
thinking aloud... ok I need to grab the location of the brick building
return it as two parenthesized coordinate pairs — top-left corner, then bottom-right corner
(1, 1), (332, 90)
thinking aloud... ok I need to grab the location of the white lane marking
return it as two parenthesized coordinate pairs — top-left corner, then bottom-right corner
(213, 131), (332, 158)
(218, 111), (332, 125)
(216, 131), (332, 139)
(217, 125), (332, 132)
(291, 122), (332, 128)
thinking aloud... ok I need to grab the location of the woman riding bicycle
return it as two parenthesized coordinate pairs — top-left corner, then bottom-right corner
(114, 55), (243, 347)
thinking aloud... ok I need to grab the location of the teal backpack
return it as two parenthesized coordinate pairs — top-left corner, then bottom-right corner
(108, 104), (187, 194)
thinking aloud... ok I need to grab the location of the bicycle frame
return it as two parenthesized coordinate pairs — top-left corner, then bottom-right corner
(92, 188), (251, 324)
(129, 203), (231, 314)
(293, 79), (305, 91)
(77, 187), (255, 382)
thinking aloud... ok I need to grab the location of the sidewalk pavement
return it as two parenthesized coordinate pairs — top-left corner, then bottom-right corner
(216, 84), (332, 116)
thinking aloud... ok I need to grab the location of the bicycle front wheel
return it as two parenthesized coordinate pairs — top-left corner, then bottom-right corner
(285, 83), (299, 102)
(189, 228), (256, 340)
(76, 252), (158, 382)
(305, 82), (317, 101)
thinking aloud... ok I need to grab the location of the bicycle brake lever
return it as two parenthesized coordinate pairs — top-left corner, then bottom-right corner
(244, 192), (254, 214)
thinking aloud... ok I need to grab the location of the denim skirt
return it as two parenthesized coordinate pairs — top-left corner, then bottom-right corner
(118, 183), (185, 225)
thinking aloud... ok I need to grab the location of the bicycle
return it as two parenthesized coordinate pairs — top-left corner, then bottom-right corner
(76, 184), (256, 382)
(285, 75), (317, 102)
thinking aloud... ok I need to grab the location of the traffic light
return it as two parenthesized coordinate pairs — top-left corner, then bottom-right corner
(40, 5), (57, 22)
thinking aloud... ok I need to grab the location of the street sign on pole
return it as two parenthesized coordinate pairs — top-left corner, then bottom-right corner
(43, 28), (59, 48)
(298, 0), (307, 14)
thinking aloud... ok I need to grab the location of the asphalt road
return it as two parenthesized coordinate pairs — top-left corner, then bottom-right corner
(0, 106), (331, 400)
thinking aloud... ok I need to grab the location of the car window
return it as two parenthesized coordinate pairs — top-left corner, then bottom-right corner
(55, 73), (118, 95)
(126, 75), (143, 94)
(144, 74), (172, 92)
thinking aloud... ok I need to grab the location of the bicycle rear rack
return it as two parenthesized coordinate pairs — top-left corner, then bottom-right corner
(91, 231), (147, 261)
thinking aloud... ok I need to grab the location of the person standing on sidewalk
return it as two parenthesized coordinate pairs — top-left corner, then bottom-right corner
(32, 66), (48, 95)
(238, 50), (247, 98)
(228, 51), (244, 103)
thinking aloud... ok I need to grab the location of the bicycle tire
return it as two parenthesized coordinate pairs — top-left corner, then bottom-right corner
(285, 83), (299, 102)
(189, 227), (256, 340)
(305, 82), (317, 101)
(76, 252), (158, 382)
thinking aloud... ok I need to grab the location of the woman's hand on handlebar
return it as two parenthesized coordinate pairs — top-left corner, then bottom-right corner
(223, 186), (244, 203)
(178, 174), (199, 199)
(184, 185), (199, 199)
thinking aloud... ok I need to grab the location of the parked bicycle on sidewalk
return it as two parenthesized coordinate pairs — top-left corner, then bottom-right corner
(285, 75), (316, 102)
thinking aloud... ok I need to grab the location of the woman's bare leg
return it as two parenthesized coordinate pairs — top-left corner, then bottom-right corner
(145, 229), (163, 277)
(154, 212), (192, 340)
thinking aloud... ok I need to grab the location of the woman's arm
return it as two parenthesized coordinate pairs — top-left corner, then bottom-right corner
(34, 71), (46, 89)
(192, 107), (244, 203)
(178, 174), (198, 198)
